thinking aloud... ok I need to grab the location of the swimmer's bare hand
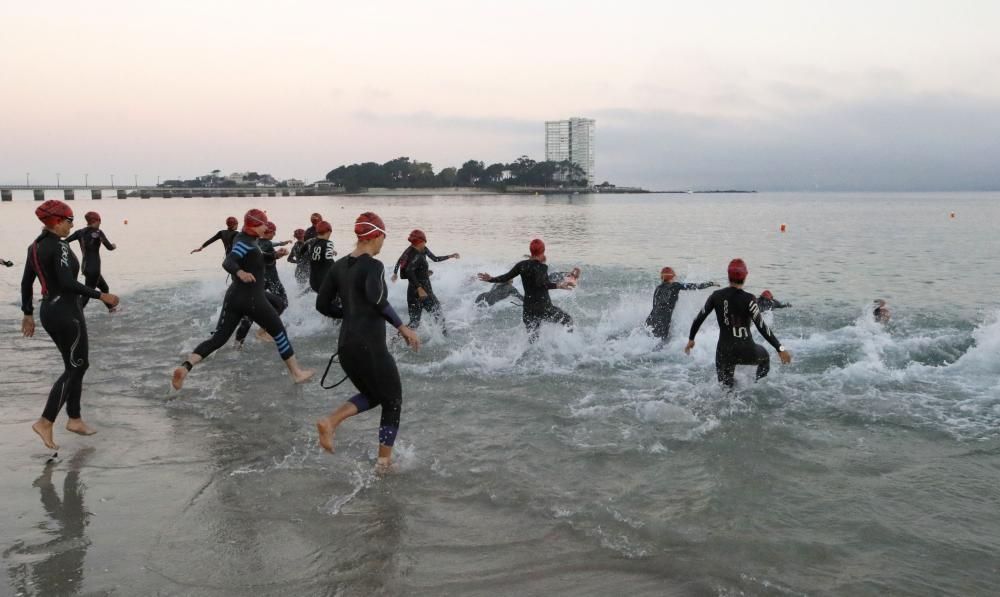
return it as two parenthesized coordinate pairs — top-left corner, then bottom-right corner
(100, 293), (119, 308)
(275, 248), (289, 259)
(476, 273), (493, 282)
(416, 287), (428, 299)
(451, 253), (460, 259)
(556, 281), (574, 290)
(22, 315), (35, 337)
(779, 350), (792, 364)
(236, 270), (256, 283)
(398, 326), (420, 351)
(391, 274), (398, 283)
(684, 340), (695, 355)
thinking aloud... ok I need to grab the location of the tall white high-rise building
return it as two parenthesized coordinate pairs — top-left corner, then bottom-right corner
(545, 117), (595, 186)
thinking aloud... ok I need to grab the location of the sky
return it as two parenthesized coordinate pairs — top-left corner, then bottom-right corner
(1, 0), (999, 190)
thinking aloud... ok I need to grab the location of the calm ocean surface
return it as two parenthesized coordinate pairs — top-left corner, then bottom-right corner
(1, 191), (998, 596)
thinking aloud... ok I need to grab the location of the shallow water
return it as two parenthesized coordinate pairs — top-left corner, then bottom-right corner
(1, 192), (999, 596)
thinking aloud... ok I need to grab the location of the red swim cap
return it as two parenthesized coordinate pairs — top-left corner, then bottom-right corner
(529, 238), (545, 257)
(310, 212), (322, 224)
(355, 212), (386, 240)
(226, 216), (238, 228)
(35, 200), (73, 227)
(243, 208), (268, 232)
(408, 229), (427, 244)
(84, 211), (101, 224)
(293, 228), (305, 240)
(265, 221), (277, 234)
(761, 290), (773, 300)
(728, 258), (748, 283)
(660, 266), (675, 280)
(316, 220), (332, 235)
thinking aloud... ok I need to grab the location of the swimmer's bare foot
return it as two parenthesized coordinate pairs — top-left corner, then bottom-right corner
(233, 339), (244, 351)
(316, 419), (336, 453)
(375, 457), (394, 475)
(172, 367), (188, 390)
(32, 419), (58, 450)
(66, 418), (97, 436)
(256, 328), (273, 342)
(292, 368), (315, 384)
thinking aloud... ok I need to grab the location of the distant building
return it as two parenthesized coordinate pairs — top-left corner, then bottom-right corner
(283, 178), (305, 188)
(545, 117), (595, 186)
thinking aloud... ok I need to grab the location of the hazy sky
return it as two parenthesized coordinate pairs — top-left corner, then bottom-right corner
(2, 1), (999, 190)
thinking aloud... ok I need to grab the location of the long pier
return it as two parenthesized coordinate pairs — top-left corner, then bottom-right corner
(0, 185), (333, 202)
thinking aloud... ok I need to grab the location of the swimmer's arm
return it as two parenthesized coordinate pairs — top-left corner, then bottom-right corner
(426, 248), (452, 262)
(223, 241), (253, 276)
(688, 296), (715, 340)
(774, 300), (791, 309)
(272, 240), (291, 247)
(365, 264), (404, 327)
(54, 244), (101, 299)
(750, 299), (783, 351)
(315, 269), (343, 318)
(485, 262), (522, 284)
(392, 248), (409, 276)
(286, 243), (301, 263)
(685, 282), (717, 290)
(100, 231), (115, 250)
(20, 254), (36, 315)
(65, 230), (82, 244)
(201, 231), (223, 248)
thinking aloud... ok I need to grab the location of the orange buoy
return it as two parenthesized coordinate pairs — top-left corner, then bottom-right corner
(779, 223), (787, 232)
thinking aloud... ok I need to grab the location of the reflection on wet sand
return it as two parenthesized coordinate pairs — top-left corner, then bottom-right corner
(5, 448), (93, 597)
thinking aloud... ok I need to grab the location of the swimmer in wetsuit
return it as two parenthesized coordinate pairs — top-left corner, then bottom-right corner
(873, 299), (891, 324)
(391, 229), (460, 333)
(64, 211), (117, 311)
(304, 212), (322, 241)
(477, 239), (574, 342)
(191, 216), (239, 255)
(645, 267), (718, 341)
(307, 221), (337, 292)
(475, 280), (523, 307)
(234, 221), (291, 348)
(685, 259), (792, 388)
(20, 200), (120, 450)
(286, 228), (310, 286)
(314, 212), (420, 470)
(757, 290), (791, 312)
(172, 209), (314, 390)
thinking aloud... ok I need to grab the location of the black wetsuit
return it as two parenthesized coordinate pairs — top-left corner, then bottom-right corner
(200, 228), (239, 255)
(2, 258), (15, 267)
(235, 239), (289, 344)
(20, 231), (102, 423)
(316, 254), (405, 447)
(645, 281), (715, 340)
(394, 246), (454, 331)
(287, 240), (310, 285)
(689, 287), (784, 387)
(304, 225), (318, 241)
(488, 259), (572, 341)
(308, 238), (336, 292)
(65, 227), (115, 309)
(757, 297), (791, 312)
(476, 283), (523, 306)
(191, 232), (295, 361)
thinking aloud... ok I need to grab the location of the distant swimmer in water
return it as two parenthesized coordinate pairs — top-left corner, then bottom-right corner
(873, 299), (891, 324)
(548, 266), (582, 288)
(685, 259), (792, 388)
(286, 228), (310, 286)
(477, 239), (575, 342)
(476, 279), (523, 307)
(391, 229), (460, 333)
(1, 258), (13, 267)
(234, 221), (290, 348)
(191, 216), (239, 255)
(756, 289), (791, 312)
(65, 211), (117, 311)
(172, 209), (314, 390)
(307, 221), (337, 293)
(314, 212), (420, 471)
(21, 201), (120, 449)
(645, 267), (718, 342)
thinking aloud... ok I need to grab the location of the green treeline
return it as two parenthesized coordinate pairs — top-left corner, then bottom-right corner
(325, 156), (588, 192)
